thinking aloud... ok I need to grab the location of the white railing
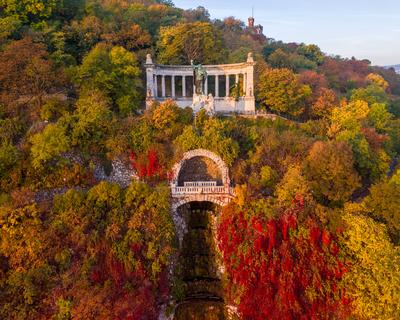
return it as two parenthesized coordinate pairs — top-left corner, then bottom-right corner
(183, 181), (217, 187)
(172, 186), (229, 195)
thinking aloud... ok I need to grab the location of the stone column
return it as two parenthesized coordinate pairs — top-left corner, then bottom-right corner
(215, 75), (219, 97)
(172, 75), (176, 98)
(154, 74), (158, 97)
(182, 76), (186, 97)
(145, 54), (155, 99)
(161, 75), (166, 97)
(246, 52), (255, 97)
(226, 74), (230, 97)
(235, 74), (239, 84)
(246, 67), (254, 97)
(205, 76), (208, 95)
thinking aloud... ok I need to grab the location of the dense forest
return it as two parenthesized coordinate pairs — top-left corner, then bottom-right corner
(0, 0), (399, 319)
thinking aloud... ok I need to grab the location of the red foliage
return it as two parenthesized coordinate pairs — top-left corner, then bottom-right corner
(217, 197), (351, 320)
(298, 70), (328, 93)
(87, 244), (168, 320)
(361, 127), (389, 150)
(90, 270), (102, 284)
(320, 57), (370, 92)
(129, 149), (166, 180)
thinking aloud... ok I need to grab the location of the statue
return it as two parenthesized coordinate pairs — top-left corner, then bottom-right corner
(205, 93), (215, 115)
(191, 60), (207, 95)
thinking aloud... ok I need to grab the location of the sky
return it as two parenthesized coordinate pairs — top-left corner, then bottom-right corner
(173, 0), (400, 66)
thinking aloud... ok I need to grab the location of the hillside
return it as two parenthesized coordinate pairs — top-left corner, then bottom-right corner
(386, 64), (400, 73)
(0, 1), (399, 320)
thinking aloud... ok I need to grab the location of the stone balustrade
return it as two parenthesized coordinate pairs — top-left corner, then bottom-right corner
(172, 185), (232, 195)
(183, 181), (217, 187)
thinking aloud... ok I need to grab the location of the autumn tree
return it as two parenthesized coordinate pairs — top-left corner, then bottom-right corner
(0, 0), (59, 22)
(340, 204), (400, 319)
(101, 23), (152, 51)
(298, 70), (337, 118)
(0, 182), (175, 319)
(320, 57), (370, 92)
(0, 37), (62, 112)
(217, 198), (351, 320)
(0, 203), (55, 319)
(328, 100), (391, 180)
(366, 73), (389, 91)
(150, 100), (193, 139)
(63, 15), (106, 60)
(311, 88), (337, 118)
(303, 141), (360, 204)
(364, 170), (400, 243)
(183, 6), (210, 22)
(258, 68), (311, 116)
(122, 3), (182, 37)
(157, 22), (226, 64)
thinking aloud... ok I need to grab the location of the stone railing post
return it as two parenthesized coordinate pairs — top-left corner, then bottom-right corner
(215, 75), (219, 97)
(226, 75), (230, 97)
(182, 76), (186, 97)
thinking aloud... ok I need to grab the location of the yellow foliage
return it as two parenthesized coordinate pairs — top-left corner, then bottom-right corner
(366, 73), (389, 90)
(275, 164), (313, 206)
(341, 209), (400, 319)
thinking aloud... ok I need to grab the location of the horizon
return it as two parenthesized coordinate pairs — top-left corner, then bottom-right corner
(174, 0), (400, 66)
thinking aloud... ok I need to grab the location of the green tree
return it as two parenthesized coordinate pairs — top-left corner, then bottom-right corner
(68, 90), (112, 153)
(267, 48), (317, 72)
(174, 118), (239, 166)
(368, 103), (393, 132)
(0, 16), (21, 42)
(30, 123), (70, 169)
(297, 43), (325, 65)
(157, 22), (226, 64)
(350, 84), (389, 106)
(258, 68), (311, 116)
(0, 140), (19, 178)
(0, 0), (59, 22)
(73, 44), (142, 115)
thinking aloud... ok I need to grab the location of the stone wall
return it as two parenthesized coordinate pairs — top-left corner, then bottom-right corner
(178, 156), (223, 186)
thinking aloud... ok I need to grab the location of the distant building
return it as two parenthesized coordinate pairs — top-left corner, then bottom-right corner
(247, 15), (263, 35)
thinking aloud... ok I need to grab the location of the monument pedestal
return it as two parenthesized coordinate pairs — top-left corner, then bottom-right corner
(191, 94), (215, 115)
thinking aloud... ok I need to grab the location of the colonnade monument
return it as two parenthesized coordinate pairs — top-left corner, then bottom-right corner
(145, 53), (256, 114)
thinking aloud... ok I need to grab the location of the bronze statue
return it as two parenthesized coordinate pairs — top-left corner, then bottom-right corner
(191, 60), (207, 95)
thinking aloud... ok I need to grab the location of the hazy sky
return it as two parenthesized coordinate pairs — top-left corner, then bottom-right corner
(173, 0), (400, 66)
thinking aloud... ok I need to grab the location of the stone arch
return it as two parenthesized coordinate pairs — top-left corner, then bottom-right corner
(171, 195), (231, 212)
(171, 149), (230, 188)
